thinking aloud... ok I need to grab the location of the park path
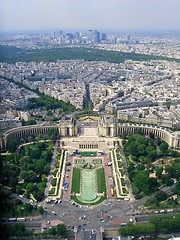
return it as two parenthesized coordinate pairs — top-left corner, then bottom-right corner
(103, 153), (114, 200)
(62, 154), (74, 201)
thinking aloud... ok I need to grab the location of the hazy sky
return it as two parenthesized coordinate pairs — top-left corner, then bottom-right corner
(0, 0), (180, 32)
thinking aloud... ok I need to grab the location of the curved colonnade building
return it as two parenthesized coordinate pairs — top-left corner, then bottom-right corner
(0, 116), (180, 150)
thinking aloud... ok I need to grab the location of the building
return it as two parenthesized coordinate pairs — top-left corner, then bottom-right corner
(0, 115), (180, 150)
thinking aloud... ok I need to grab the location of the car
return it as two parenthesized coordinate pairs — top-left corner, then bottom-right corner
(52, 211), (57, 215)
(167, 209), (173, 213)
(154, 211), (158, 214)
(121, 223), (127, 226)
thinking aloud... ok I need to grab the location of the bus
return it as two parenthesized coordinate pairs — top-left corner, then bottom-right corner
(8, 218), (17, 222)
(17, 218), (26, 222)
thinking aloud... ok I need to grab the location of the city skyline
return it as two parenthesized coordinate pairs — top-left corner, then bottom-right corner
(1, 0), (180, 32)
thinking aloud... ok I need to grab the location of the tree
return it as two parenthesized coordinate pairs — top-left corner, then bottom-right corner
(22, 119), (36, 126)
(47, 110), (53, 116)
(20, 170), (37, 183)
(7, 139), (19, 152)
(161, 174), (174, 186)
(37, 206), (44, 214)
(173, 179), (180, 195)
(26, 182), (35, 193)
(119, 222), (155, 236)
(149, 177), (159, 192)
(19, 156), (31, 166)
(165, 166), (174, 177)
(20, 170), (27, 180)
(29, 147), (41, 159)
(136, 163), (145, 171)
(56, 224), (66, 236)
(137, 144), (146, 156)
(155, 191), (168, 202)
(155, 167), (163, 178)
(47, 129), (59, 140)
(35, 159), (46, 173)
(159, 142), (169, 155)
(132, 170), (151, 196)
(41, 150), (52, 161)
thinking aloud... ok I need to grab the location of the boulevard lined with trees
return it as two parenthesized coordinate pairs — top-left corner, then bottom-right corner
(119, 214), (180, 236)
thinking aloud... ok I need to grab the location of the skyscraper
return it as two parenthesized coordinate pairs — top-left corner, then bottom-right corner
(94, 30), (100, 43)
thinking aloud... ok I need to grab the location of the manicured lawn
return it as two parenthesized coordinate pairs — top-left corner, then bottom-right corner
(75, 159), (85, 164)
(80, 152), (96, 157)
(121, 178), (126, 186)
(97, 168), (106, 193)
(92, 159), (102, 165)
(116, 153), (120, 160)
(117, 161), (122, 168)
(71, 168), (81, 193)
(49, 187), (56, 195)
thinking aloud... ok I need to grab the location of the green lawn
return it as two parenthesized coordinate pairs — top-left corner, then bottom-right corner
(117, 161), (122, 168)
(75, 159), (85, 164)
(71, 168), (81, 193)
(92, 159), (102, 165)
(71, 195), (106, 206)
(80, 152), (96, 157)
(97, 168), (106, 193)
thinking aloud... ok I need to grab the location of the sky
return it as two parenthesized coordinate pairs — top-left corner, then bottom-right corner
(0, 0), (180, 32)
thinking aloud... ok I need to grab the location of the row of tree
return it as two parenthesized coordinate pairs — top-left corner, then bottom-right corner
(26, 92), (75, 112)
(119, 215), (180, 236)
(0, 223), (66, 240)
(3, 76), (76, 114)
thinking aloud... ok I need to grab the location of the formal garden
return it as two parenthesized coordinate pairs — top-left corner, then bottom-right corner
(70, 152), (106, 205)
(111, 146), (129, 198)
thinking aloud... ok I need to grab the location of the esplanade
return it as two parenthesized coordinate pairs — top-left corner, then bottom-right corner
(0, 115), (180, 150)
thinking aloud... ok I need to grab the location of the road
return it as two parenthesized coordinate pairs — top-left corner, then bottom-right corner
(38, 198), (134, 230)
